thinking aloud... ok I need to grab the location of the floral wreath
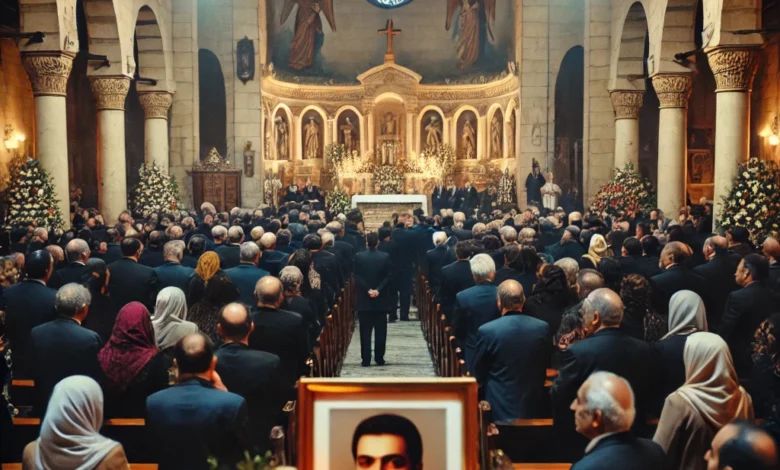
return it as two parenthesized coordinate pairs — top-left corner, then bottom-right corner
(372, 165), (404, 194)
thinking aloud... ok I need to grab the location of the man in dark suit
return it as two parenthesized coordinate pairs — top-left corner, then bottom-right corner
(146, 333), (250, 470)
(225, 242), (269, 306)
(275, 229), (295, 255)
(472, 280), (549, 421)
(548, 227), (586, 261)
(649, 241), (710, 315)
(551, 288), (655, 460)
(354, 232), (393, 367)
(439, 241), (479, 319)
(216, 226), (244, 269)
(1, 250), (57, 377)
(762, 237), (780, 288)
(48, 238), (90, 288)
(617, 236), (643, 276)
(154, 240), (195, 292)
(391, 214), (417, 321)
(107, 238), (158, 310)
(29, 283), (104, 415)
(727, 227), (755, 258)
(320, 232), (345, 289)
(569, 371), (665, 470)
(216, 303), (284, 452)
(183, 235), (207, 268)
(425, 231), (450, 300)
(377, 226), (401, 322)
(249, 276), (309, 393)
(693, 235), (742, 327)
(139, 230), (165, 267)
(257, 232), (287, 276)
(635, 235), (662, 279)
(452, 254), (501, 373)
(720, 254), (780, 378)
(304, 234), (339, 306)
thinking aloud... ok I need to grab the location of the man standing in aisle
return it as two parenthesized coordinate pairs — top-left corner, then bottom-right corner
(353, 233), (392, 366)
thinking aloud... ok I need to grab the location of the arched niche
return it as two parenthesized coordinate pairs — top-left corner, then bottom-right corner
(505, 100), (517, 160)
(334, 106), (362, 156)
(298, 106), (327, 160)
(487, 105), (504, 160)
(418, 106), (445, 152)
(198, 49), (227, 159)
(554, 46), (584, 205)
(272, 105), (293, 161)
(453, 106), (479, 160)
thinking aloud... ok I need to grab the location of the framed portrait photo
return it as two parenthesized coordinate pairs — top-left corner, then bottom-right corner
(298, 378), (479, 470)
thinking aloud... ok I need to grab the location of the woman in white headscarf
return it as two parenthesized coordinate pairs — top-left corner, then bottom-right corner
(653, 332), (753, 470)
(23, 375), (129, 470)
(579, 233), (610, 270)
(653, 290), (709, 408)
(151, 287), (198, 354)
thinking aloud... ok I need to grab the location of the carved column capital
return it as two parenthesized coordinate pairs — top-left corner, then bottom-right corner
(139, 92), (174, 119)
(90, 77), (131, 111)
(651, 74), (693, 109)
(610, 90), (644, 120)
(706, 47), (761, 92)
(22, 52), (75, 97)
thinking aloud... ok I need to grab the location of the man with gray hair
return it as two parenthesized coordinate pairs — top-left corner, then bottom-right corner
(551, 288), (654, 460)
(324, 220), (355, 278)
(452, 253), (500, 373)
(30, 283), (103, 415)
(216, 225), (244, 269)
(472, 279), (549, 421)
(257, 232), (286, 277)
(211, 224), (228, 246)
(48, 238), (91, 289)
(155, 240), (194, 292)
(499, 226), (518, 246)
(225, 242), (269, 306)
(569, 371), (664, 469)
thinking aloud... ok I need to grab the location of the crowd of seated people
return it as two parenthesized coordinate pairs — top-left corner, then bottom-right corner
(1, 197), (780, 468)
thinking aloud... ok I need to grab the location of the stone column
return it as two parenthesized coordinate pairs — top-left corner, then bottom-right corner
(706, 47), (761, 225)
(610, 90), (643, 169)
(90, 76), (130, 224)
(652, 74), (693, 217)
(139, 91), (173, 173)
(21, 51), (75, 228)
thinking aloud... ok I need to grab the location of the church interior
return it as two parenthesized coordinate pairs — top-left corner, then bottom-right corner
(1, 0), (780, 468)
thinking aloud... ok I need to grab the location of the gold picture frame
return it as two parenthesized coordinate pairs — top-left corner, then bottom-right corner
(297, 378), (479, 470)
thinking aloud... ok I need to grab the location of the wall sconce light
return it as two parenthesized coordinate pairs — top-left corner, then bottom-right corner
(770, 116), (780, 147)
(4, 125), (26, 155)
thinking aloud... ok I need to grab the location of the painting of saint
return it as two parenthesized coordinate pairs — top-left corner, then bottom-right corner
(490, 111), (502, 159)
(506, 111), (515, 159)
(275, 115), (290, 161)
(338, 111), (360, 154)
(462, 119), (476, 159)
(280, 0), (336, 71)
(425, 116), (442, 149)
(302, 112), (323, 159)
(445, 0), (497, 70)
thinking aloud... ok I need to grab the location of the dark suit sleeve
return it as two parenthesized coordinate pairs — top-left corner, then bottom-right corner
(375, 257), (392, 293)
(297, 320), (311, 377)
(147, 271), (159, 309)
(353, 258), (369, 292)
(88, 332), (106, 385)
(452, 294), (467, 341)
(227, 399), (253, 458)
(550, 348), (583, 424)
(471, 329), (493, 385)
(719, 293), (740, 341)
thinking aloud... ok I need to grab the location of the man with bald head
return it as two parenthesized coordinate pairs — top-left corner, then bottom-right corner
(649, 241), (710, 315)
(48, 238), (90, 288)
(248, 276), (309, 392)
(215, 303), (284, 451)
(569, 372), (664, 470)
(551, 288), (654, 460)
(472, 280), (549, 421)
(762, 236), (780, 287)
(146, 333), (250, 470)
(694, 235), (742, 326)
(706, 421), (778, 470)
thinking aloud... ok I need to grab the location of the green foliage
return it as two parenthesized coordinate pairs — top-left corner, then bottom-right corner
(326, 185), (351, 216)
(373, 165), (404, 194)
(3, 158), (64, 230)
(207, 451), (276, 470)
(589, 163), (656, 216)
(719, 157), (780, 244)
(129, 162), (181, 217)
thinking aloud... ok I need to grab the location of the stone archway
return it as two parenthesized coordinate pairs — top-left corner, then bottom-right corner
(554, 46), (584, 206)
(198, 49), (227, 159)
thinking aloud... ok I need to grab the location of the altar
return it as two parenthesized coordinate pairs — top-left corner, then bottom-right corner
(351, 194), (428, 230)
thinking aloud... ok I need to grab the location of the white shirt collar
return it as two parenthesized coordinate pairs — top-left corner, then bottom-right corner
(584, 431), (620, 454)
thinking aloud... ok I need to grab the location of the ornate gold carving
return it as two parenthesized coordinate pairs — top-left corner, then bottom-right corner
(189, 147), (241, 173)
(706, 47), (761, 92)
(138, 92), (173, 119)
(90, 77), (131, 111)
(22, 52), (75, 97)
(651, 74), (693, 109)
(418, 76), (519, 101)
(610, 90), (644, 120)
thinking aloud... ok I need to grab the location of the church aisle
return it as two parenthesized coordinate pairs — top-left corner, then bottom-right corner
(340, 308), (436, 378)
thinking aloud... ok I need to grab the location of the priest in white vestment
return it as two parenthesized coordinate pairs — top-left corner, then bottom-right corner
(540, 172), (562, 211)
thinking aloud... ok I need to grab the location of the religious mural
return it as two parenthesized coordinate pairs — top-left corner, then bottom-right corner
(489, 109), (503, 159)
(301, 110), (324, 159)
(267, 0), (514, 84)
(274, 110), (291, 161)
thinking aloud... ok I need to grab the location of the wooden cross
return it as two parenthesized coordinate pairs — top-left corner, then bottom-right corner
(378, 19), (401, 62)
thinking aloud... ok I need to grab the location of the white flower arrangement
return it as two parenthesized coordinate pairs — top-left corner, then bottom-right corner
(325, 185), (351, 215)
(372, 165), (404, 195)
(719, 158), (780, 243)
(128, 162), (180, 217)
(3, 158), (64, 230)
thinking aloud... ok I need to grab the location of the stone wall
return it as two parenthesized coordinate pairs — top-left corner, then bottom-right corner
(0, 40), (35, 192)
(753, 37), (780, 165)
